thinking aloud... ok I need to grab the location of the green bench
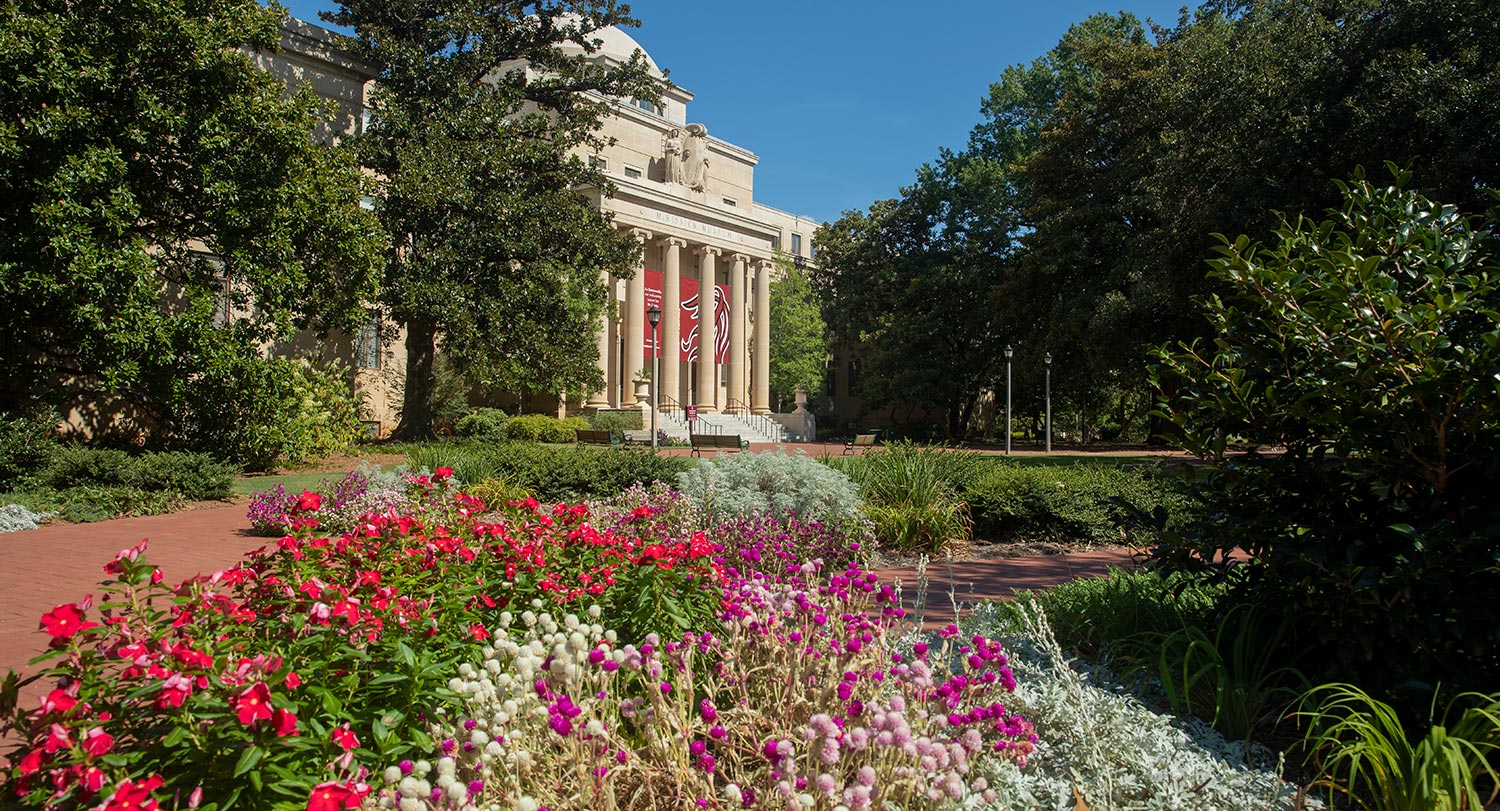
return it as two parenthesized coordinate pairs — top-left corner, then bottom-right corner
(575, 428), (623, 447)
(843, 433), (879, 455)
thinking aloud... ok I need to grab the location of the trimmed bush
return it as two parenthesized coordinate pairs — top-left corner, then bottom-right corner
(962, 462), (1191, 546)
(404, 440), (691, 502)
(502, 414), (590, 443)
(588, 409), (642, 438)
(677, 448), (862, 522)
(28, 447), (234, 501)
(453, 408), (509, 438)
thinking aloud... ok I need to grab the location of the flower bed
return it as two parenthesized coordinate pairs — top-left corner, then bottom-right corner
(3, 474), (1035, 810)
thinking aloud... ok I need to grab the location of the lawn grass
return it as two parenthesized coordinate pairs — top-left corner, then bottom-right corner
(968, 453), (1169, 469)
(231, 470), (355, 497)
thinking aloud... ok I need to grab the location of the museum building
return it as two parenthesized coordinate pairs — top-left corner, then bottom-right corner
(257, 18), (820, 434)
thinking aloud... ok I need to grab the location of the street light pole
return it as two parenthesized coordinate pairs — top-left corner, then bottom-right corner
(1044, 352), (1052, 454)
(648, 306), (661, 452)
(1004, 345), (1013, 455)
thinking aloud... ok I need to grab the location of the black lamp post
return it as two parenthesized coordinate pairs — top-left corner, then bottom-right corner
(1004, 345), (1014, 455)
(647, 305), (661, 452)
(1044, 352), (1052, 453)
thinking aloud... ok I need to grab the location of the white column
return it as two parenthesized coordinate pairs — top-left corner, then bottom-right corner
(660, 237), (686, 409)
(624, 229), (652, 405)
(585, 267), (612, 410)
(728, 254), (749, 411)
(753, 259), (773, 414)
(694, 245), (721, 413)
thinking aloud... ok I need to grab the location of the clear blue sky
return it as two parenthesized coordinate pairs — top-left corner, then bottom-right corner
(277, 0), (1192, 224)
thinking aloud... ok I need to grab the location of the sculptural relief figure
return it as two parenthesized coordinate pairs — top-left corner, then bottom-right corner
(663, 128), (686, 185)
(682, 123), (709, 192)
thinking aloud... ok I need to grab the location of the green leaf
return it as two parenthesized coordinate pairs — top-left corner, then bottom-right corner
(233, 744), (264, 777)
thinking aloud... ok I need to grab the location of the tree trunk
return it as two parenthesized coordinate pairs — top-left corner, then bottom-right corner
(393, 319), (438, 439)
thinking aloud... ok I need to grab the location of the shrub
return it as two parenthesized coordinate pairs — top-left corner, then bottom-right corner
(126, 451), (236, 500)
(405, 441), (691, 503)
(52, 485), (183, 523)
(587, 409), (642, 438)
(0, 410), (57, 490)
(28, 446), (135, 489)
(463, 476), (534, 510)
(453, 408), (509, 438)
(1150, 172), (1500, 697)
(962, 462), (1188, 546)
(502, 414), (589, 443)
(677, 448), (862, 522)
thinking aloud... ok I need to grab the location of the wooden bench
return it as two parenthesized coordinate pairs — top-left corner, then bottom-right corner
(689, 433), (750, 457)
(575, 428), (621, 447)
(843, 433), (879, 455)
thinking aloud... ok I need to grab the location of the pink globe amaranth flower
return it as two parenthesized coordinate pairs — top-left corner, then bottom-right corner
(689, 739), (707, 756)
(912, 642), (928, 658)
(699, 699), (718, 723)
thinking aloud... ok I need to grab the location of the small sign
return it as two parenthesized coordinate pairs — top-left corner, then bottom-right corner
(685, 405), (697, 425)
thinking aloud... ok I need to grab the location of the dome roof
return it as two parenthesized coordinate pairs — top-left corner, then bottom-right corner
(554, 23), (662, 78)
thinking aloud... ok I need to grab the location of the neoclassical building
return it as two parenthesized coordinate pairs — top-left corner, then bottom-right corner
(555, 27), (819, 418)
(258, 18), (819, 433)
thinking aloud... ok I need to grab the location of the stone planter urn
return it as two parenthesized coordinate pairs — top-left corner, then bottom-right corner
(634, 379), (651, 407)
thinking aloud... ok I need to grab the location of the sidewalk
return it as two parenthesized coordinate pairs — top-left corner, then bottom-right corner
(1, 503), (1136, 686)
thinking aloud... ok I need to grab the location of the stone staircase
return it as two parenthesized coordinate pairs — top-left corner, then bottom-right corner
(655, 409), (789, 444)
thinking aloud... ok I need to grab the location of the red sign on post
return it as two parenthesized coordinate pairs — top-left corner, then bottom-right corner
(685, 405), (697, 426)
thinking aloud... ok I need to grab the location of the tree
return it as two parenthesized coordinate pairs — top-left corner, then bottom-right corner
(0, 0), (384, 458)
(324, 2), (663, 437)
(1150, 170), (1500, 696)
(767, 253), (827, 411)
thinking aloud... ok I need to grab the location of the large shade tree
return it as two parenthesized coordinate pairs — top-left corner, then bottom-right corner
(766, 253), (828, 412)
(0, 0), (384, 453)
(325, 1), (664, 437)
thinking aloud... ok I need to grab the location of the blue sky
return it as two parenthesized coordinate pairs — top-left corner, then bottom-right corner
(278, 0), (1193, 224)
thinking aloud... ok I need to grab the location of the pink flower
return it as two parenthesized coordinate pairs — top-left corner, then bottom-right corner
(82, 727), (115, 758)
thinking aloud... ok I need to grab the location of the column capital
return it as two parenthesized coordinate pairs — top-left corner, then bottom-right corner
(693, 245), (722, 258)
(730, 253), (752, 266)
(755, 258), (776, 273)
(658, 236), (689, 249)
(628, 228), (654, 242)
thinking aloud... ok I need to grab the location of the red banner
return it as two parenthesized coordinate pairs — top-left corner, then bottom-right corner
(643, 270), (728, 364)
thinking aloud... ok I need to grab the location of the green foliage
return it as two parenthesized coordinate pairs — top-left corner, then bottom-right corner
(1297, 684), (1500, 811)
(50, 486), (184, 523)
(405, 440), (691, 503)
(27, 446), (234, 501)
(0, 410), (57, 490)
(1145, 606), (1308, 745)
(1001, 567), (1226, 662)
(588, 410), (643, 437)
(0, 0), (384, 432)
(768, 254), (828, 410)
(195, 357), (365, 470)
(1151, 174), (1500, 697)
(327, 3), (664, 437)
(827, 443), (978, 555)
(502, 415), (590, 444)
(453, 408), (510, 439)
(676, 449), (862, 523)
(962, 460), (1191, 546)
(463, 477), (535, 510)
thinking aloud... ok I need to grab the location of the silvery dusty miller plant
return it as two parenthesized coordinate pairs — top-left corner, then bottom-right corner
(676, 449), (862, 523)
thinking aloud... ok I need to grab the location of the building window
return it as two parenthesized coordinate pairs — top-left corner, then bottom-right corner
(355, 311), (381, 369)
(771, 235), (781, 251)
(809, 241), (817, 260)
(791, 233), (803, 256)
(590, 155), (608, 171)
(632, 98), (660, 116)
(722, 197), (736, 207)
(847, 357), (860, 393)
(825, 363), (837, 398)
(624, 165), (643, 179)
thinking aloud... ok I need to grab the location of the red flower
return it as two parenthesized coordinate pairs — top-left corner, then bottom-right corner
(17, 748), (42, 775)
(272, 708), (299, 737)
(307, 781), (364, 811)
(82, 727), (115, 758)
(80, 766), (106, 795)
(284, 671), (302, 690)
(232, 682), (273, 726)
(433, 466), (454, 480)
(331, 723), (359, 751)
(43, 723), (72, 753)
(296, 490), (322, 512)
(39, 603), (98, 641)
(37, 687), (77, 716)
(469, 623), (488, 642)
(103, 775), (165, 811)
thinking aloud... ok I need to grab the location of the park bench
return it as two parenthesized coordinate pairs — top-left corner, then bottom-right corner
(689, 433), (750, 457)
(843, 433), (879, 455)
(575, 428), (622, 447)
